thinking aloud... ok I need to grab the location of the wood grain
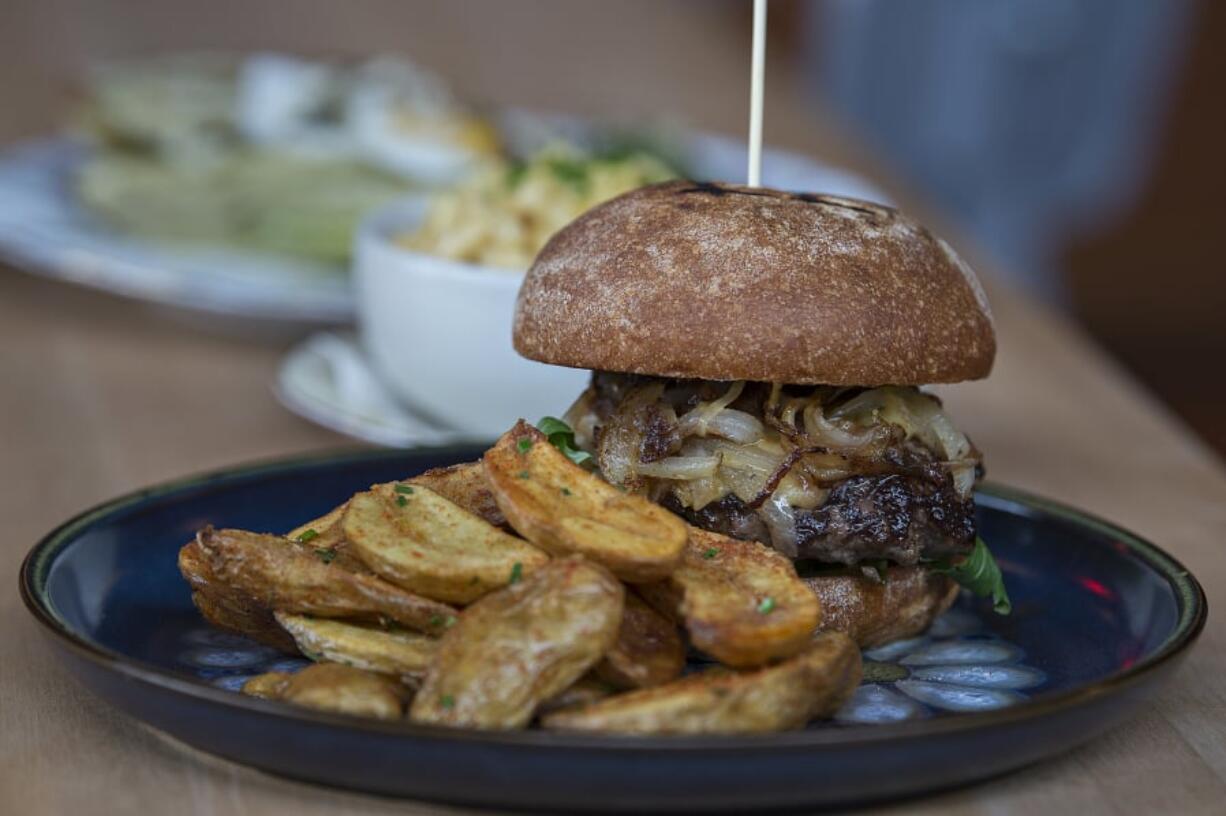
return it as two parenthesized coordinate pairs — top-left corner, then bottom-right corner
(1, 2), (1223, 814)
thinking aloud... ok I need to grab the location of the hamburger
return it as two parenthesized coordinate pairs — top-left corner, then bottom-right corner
(512, 180), (1010, 648)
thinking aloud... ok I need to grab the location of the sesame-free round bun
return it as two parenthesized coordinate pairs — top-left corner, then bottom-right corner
(803, 567), (959, 649)
(513, 181), (995, 384)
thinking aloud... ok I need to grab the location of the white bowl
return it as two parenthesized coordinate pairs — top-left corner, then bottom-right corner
(353, 197), (588, 439)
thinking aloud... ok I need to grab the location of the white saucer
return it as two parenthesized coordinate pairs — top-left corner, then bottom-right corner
(275, 332), (486, 447)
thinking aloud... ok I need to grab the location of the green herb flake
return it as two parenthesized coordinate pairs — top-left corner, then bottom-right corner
(314, 547), (337, 564)
(296, 528), (319, 543)
(932, 537), (1012, 615)
(561, 487), (572, 496)
(396, 495), (408, 507)
(517, 470), (531, 479)
(394, 484), (415, 495)
(440, 694), (455, 710)
(444, 615), (458, 628)
(516, 437), (534, 454)
(505, 161), (528, 189)
(757, 596), (776, 615)
(546, 157), (590, 192)
(429, 614), (446, 627)
(702, 547), (720, 560)
(509, 562), (524, 584)
(535, 416), (593, 467)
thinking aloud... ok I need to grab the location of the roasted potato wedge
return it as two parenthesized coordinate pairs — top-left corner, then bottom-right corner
(543, 632), (861, 734)
(638, 527), (820, 668)
(537, 674), (617, 715)
(411, 557), (624, 729)
(284, 502), (370, 573)
(275, 612), (438, 679)
(804, 566), (959, 648)
(179, 538), (298, 652)
(408, 462), (506, 528)
(194, 526), (458, 636)
(287, 502), (348, 542)
(243, 663), (410, 720)
(242, 671), (292, 700)
(343, 485), (549, 604)
(484, 422), (686, 582)
(595, 593), (685, 689)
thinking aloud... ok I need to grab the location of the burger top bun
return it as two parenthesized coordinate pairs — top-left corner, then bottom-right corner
(513, 181), (995, 385)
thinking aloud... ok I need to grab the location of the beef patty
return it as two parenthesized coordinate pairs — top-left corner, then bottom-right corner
(665, 469), (975, 566)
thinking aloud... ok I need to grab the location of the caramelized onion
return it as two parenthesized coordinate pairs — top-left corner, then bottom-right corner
(678, 408), (764, 444)
(634, 455), (722, 480)
(572, 377), (983, 542)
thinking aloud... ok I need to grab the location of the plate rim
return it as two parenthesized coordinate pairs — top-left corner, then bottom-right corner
(19, 445), (1208, 754)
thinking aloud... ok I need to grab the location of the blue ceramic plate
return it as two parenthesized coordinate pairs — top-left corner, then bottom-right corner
(20, 447), (1205, 812)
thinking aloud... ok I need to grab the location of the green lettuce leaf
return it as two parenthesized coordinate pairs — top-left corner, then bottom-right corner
(535, 417), (592, 467)
(933, 537), (1012, 615)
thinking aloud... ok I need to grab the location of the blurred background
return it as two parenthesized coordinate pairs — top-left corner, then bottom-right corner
(1, 0), (1223, 452)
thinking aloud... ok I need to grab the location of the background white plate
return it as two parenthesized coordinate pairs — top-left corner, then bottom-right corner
(0, 139), (355, 324)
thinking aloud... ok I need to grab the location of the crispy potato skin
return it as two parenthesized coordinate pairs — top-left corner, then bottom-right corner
(409, 462), (507, 528)
(803, 567), (959, 648)
(244, 663), (409, 720)
(343, 485), (549, 604)
(179, 539), (299, 652)
(543, 632), (862, 734)
(274, 612), (438, 679)
(411, 557), (624, 730)
(595, 593), (685, 689)
(194, 527), (458, 636)
(537, 674), (617, 715)
(638, 527), (820, 668)
(285, 502), (370, 573)
(287, 502), (347, 542)
(241, 671), (293, 700)
(484, 422), (686, 582)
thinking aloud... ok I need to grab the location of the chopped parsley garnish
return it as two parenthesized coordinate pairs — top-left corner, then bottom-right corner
(535, 416), (593, 467)
(429, 614), (446, 627)
(296, 528), (319, 543)
(757, 596), (776, 614)
(440, 694), (455, 710)
(505, 161), (528, 189)
(509, 562), (524, 584)
(546, 157), (590, 192)
(395, 484), (415, 495)
(701, 547), (720, 560)
(561, 486), (572, 496)
(314, 547), (337, 564)
(516, 437), (534, 454)
(931, 536), (1012, 615)
(517, 470), (530, 479)
(396, 495), (408, 507)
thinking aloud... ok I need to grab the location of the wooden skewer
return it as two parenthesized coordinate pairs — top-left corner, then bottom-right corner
(747, 0), (767, 187)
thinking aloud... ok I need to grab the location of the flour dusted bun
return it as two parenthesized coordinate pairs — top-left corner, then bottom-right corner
(514, 181), (994, 385)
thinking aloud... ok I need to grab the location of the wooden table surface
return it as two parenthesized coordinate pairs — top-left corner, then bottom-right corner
(2, 3), (1224, 813)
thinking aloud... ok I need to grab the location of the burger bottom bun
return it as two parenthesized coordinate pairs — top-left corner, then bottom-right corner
(804, 567), (959, 649)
